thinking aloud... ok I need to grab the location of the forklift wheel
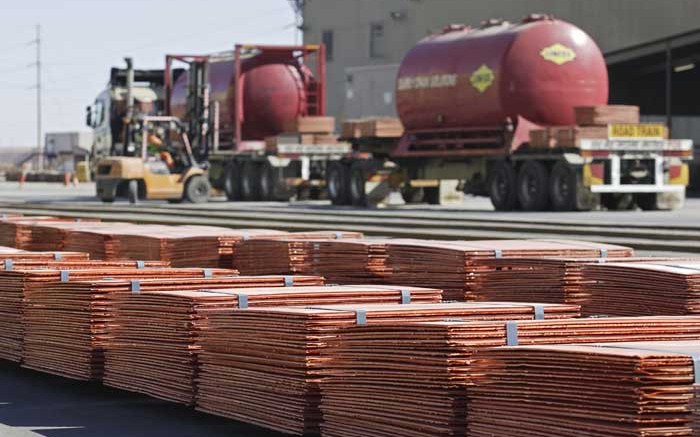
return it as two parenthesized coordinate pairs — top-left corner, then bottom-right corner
(127, 180), (139, 204)
(184, 175), (211, 203)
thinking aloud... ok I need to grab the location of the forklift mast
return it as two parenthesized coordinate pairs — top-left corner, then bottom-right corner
(164, 55), (212, 162)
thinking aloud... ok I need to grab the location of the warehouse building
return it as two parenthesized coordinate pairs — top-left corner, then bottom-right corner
(301, 0), (700, 152)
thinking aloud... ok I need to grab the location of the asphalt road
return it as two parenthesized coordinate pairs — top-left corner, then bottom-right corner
(5, 181), (700, 228)
(0, 362), (283, 437)
(1, 181), (700, 435)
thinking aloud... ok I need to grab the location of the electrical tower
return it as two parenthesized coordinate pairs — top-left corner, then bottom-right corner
(30, 24), (42, 170)
(287, 0), (305, 44)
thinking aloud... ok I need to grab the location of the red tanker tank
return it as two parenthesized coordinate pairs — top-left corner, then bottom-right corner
(170, 58), (309, 140)
(395, 15), (608, 131)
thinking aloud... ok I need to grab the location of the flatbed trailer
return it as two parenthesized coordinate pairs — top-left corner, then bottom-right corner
(326, 121), (692, 211)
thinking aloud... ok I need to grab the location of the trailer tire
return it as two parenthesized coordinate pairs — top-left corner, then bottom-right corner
(636, 193), (659, 211)
(550, 161), (577, 211)
(100, 196), (114, 203)
(349, 161), (370, 207)
(259, 162), (277, 201)
(184, 175), (210, 204)
(517, 161), (550, 211)
(327, 161), (350, 205)
(240, 161), (261, 201)
(601, 193), (635, 211)
(127, 180), (139, 204)
(401, 186), (425, 204)
(488, 161), (517, 211)
(223, 162), (241, 201)
(424, 187), (441, 205)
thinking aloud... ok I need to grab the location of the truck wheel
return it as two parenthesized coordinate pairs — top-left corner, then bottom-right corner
(100, 196), (114, 203)
(636, 193), (659, 211)
(327, 161), (350, 205)
(601, 193), (635, 211)
(550, 161), (577, 211)
(488, 161), (517, 211)
(517, 161), (550, 211)
(259, 162), (277, 201)
(223, 162), (241, 201)
(240, 161), (261, 201)
(127, 180), (139, 204)
(184, 175), (211, 203)
(349, 161), (369, 206)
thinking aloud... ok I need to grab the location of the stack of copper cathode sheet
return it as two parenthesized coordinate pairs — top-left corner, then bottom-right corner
(0, 251), (93, 362)
(474, 256), (685, 305)
(385, 239), (633, 301)
(64, 224), (289, 267)
(467, 340), (700, 437)
(0, 216), (75, 248)
(319, 316), (700, 437)
(21, 267), (233, 380)
(231, 231), (366, 276)
(105, 284), (432, 406)
(19, 220), (104, 252)
(299, 238), (393, 283)
(195, 301), (579, 435)
(582, 260), (700, 316)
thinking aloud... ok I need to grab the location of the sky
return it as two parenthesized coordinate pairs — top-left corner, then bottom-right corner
(0, 0), (297, 147)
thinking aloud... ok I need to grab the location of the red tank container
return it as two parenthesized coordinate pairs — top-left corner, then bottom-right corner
(395, 15), (608, 132)
(170, 53), (311, 141)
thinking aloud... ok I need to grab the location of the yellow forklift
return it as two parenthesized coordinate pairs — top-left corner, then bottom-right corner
(94, 115), (210, 203)
(90, 57), (210, 204)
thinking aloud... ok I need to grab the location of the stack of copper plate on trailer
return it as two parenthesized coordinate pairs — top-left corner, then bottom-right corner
(475, 256), (686, 305)
(582, 260), (700, 316)
(386, 239), (633, 301)
(467, 340), (700, 437)
(106, 284), (431, 406)
(196, 301), (578, 435)
(320, 316), (700, 437)
(232, 231), (365, 275)
(21, 267), (233, 380)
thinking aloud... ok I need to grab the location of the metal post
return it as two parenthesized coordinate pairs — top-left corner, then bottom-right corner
(124, 57), (134, 155)
(35, 24), (42, 171)
(665, 41), (673, 136)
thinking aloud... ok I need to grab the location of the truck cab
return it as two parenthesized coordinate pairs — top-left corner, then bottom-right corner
(85, 64), (166, 165)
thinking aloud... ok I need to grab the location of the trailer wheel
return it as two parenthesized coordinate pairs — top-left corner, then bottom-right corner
(424, 187), (441, 205)
(327, 161), (350, 205)
(184, 175), (210, 204)
(636, 193), (659, 211)
(401, 186), (424, 204)
(127, 180), (139, 204)
(550, 161), (577, 211)
(601, 193), (635, 211)
(488, 161), (517, 211)
(259, 162), (277, 201)
(517, 161), (550, 211)
(349, 161), (369, 206)
(100, 196), (114, 203)
(223, 162), (241, 201)
(240, 161), (261, 201)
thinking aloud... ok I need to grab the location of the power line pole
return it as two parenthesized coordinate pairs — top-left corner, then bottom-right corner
(32, 24), (42, 170)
